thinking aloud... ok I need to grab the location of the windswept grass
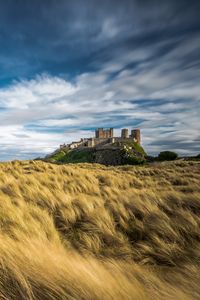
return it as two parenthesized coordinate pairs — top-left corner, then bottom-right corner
(0, 160), (200, 299)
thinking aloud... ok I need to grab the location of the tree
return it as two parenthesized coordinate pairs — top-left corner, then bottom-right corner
(158, 151), (178, 161)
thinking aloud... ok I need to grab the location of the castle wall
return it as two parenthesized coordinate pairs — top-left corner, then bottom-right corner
(114, 137), (133, 143)
(93, 138), (110, 146)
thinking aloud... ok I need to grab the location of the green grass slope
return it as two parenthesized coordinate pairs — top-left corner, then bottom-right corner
(49, 148), (94, 163)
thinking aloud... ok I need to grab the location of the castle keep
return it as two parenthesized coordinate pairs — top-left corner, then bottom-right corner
(95, 128), (113, 139)
(60, 128), (141, 150)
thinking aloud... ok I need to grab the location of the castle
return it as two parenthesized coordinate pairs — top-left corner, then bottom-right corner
(60, 128), (141, 150)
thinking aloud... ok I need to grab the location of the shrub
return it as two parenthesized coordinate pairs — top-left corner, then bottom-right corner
(158, 151), (178, 161)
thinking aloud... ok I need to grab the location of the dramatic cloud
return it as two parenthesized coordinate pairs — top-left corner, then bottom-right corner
(0, 0), (199, 160)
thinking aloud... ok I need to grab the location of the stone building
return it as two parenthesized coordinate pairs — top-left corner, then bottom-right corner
(95, 128), (113, 139)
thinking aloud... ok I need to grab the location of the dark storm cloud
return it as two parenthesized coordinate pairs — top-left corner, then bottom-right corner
(0, 0), (199, 82)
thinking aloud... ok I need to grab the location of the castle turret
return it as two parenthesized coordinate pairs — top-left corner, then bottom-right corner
(121, 128), (129, 139)
(131, 129), (141, 144)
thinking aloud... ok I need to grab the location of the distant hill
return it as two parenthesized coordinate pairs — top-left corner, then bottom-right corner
(45, 140), (147, 165)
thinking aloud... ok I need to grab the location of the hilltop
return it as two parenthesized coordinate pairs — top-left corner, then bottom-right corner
(0, 160), (200, 299)
(45, 127), (147, 165)
(46, 139), (147, 165)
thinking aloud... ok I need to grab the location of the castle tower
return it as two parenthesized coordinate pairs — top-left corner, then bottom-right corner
(95, 128), (103, 138)
(95, 128), (114, 139)
(131, 129), (141, 144)
(121, 128), (129, 139)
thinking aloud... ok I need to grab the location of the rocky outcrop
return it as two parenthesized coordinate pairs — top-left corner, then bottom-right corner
(94, 148), (123, 165)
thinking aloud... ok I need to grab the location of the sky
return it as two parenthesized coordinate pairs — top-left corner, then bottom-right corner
(0, 0), (199, 160)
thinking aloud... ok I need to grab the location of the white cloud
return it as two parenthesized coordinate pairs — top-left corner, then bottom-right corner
(0, 74), (77, 109)
(0, 36), (200, 160)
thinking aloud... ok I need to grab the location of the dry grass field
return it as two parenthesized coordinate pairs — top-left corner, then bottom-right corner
(0, 159), (200, 299)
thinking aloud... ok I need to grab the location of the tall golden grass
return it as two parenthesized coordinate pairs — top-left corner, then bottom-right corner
(0, 159), (200, 299)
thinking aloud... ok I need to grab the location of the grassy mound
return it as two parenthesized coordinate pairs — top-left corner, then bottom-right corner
(48, 141), (147, 165)
(0, 160), (200, 299)
(50, 148), (94, 163)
